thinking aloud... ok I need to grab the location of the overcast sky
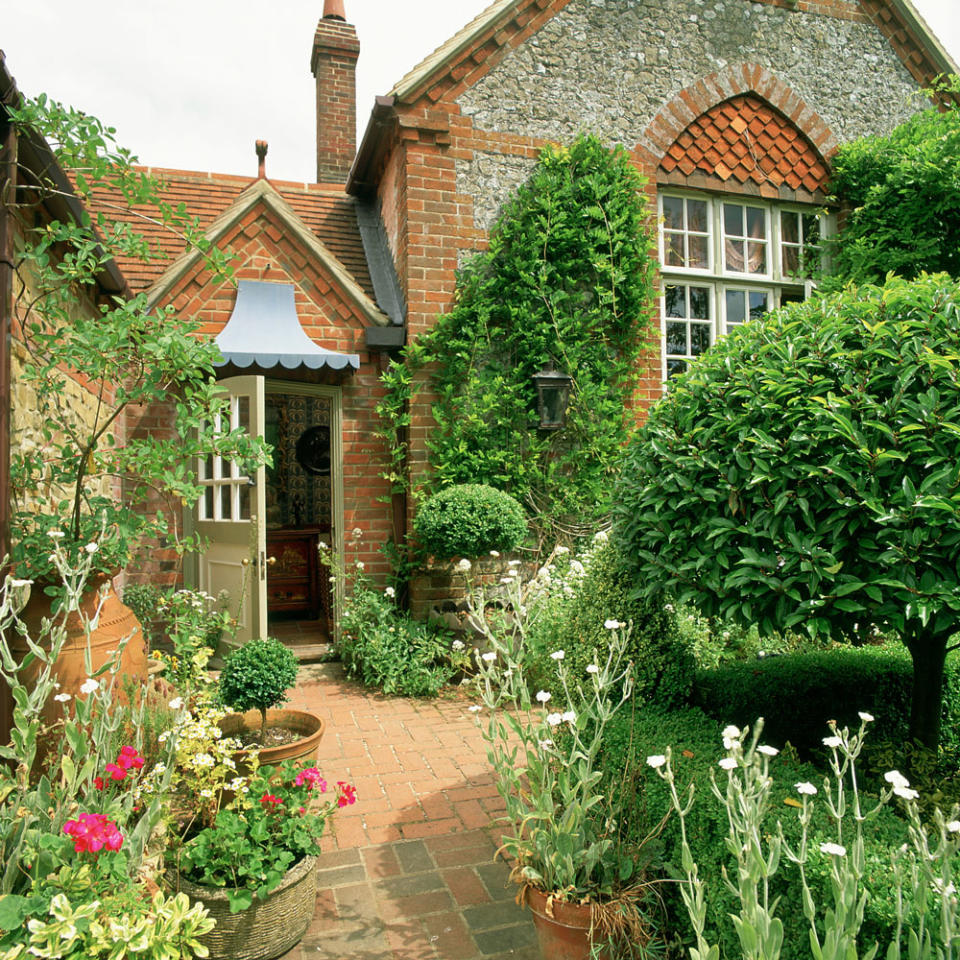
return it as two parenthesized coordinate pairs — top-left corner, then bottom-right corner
(4, 0), (959, 185)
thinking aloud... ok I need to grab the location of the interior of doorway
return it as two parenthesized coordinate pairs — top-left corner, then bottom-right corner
(264, 387), (333, 647)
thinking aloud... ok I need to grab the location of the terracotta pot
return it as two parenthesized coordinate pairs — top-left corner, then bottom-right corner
(166, 854), (318, 960)
(219, 708), (326, 773)
(11, 574), (148, 730)
(524, 886), (610, 960)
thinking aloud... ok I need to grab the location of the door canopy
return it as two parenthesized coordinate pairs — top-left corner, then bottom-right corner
(214, 280), (360, 371)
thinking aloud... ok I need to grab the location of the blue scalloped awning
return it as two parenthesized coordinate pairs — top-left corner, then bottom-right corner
(214, 280), (360, 372)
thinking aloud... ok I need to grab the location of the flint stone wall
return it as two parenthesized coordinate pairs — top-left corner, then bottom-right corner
(456, 0), (924, 230)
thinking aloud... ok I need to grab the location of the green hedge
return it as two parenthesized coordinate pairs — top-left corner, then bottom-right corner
(600, 705), (910, 956)
(413, 484), (527, 559)
(692, 645), (960, 756)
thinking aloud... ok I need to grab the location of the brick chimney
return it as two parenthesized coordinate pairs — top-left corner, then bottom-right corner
(311, 0), (359, 183)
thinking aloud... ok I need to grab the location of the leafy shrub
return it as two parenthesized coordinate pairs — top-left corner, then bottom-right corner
(121, 583), (163, 646)
(692, 644), (960, 757)
(217, 638), (299, 740)
(414, 484), (527, 560)
(599, 705), (909, 956)
(337, 564), (462, 697)
(527, 539), (694, 709)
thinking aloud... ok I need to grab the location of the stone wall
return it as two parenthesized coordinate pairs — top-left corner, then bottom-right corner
(455, 0), (924, 226)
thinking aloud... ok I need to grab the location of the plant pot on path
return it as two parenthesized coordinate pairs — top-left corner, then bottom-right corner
(166, 854), (318, 960)
(219, 708), (325, 772)
(523, 886), (611, 960)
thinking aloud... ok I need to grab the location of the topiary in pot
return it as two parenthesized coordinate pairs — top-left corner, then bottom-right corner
(218, 638), (299, 743)
(414, 484), (527, 560)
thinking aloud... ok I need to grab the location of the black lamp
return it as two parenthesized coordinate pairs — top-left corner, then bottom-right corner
(532, 365), (573, 430)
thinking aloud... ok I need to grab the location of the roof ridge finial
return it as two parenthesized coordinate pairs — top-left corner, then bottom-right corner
(255, 140), (268, 179)
(323, 0), (346, 20)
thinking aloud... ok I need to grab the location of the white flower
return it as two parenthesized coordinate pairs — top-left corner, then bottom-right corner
(647, 755), (667, 769)
(723, 738), (739, 751)
(481, 652), (496, 663)
(884, 770), (910, 790)
(79, 678), (99, 695)
(947, 821), (960, 834)
(499, 577), (514, 584)
(718, 757), (738, 770)
(168, 697), (184, 710)
(452, 639), (465, 651)
(822, 736), (842, 749)
(508, 560), (521, 568)
(352, 527), (363, 538)
(586, 664), (599, 674)
(757, 745), (779, 757)
(468, 705), (482, 713)
(550, 650), (564, 661)
(489, 550), (500, 558)
(8, 578), (32, 588)
(457, 559), (472, 572)
(562, 710), (576, 724)
(222, 757), (236, 770)
(858, 711), (874, 722)
(603, 619), (621, 630)
(53, 693), (71, 703)
(538, 739), (554, 751)
(546, 712), (563, 727)
(318, 541), (328, 550)
(820, 842), (847, 857)
(84, 542), (98, 554)
(46, 530), (65, 540)
(200, 789), (214, 799)
(536, 690), (551, 703)
(191, 753), (214, 768)
(795, 782), (818, 796)
(555, 546), (569, 555)
(385, 586), (396, 598)
(356, 561), (365, 571)
(721, 725), (741, 740)
(894, 785), (919, 801)
(593, 531), (609, 543)
(664, 603), (675, 613)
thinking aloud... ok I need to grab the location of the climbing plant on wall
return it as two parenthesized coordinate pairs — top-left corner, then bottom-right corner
(378, 134), (656, 547)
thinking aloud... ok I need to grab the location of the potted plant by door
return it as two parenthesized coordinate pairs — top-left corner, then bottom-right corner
(165, 758), (356, 960)
(217, 638), (325, 770)
(5, 97), (268, 729)
(470, 618), (661, 960)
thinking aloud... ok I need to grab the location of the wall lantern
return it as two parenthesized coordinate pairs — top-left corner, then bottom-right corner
(532, 365), (574, 430)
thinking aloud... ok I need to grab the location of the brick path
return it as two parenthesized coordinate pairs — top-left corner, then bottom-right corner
(277, 662), (540, 960)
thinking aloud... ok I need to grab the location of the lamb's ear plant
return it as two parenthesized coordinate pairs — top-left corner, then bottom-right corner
(650, 714), (960, 960)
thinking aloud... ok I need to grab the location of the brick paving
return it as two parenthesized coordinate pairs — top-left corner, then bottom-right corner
(277, 662), (540, 960)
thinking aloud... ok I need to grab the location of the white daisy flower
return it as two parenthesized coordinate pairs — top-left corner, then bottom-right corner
(536, 690), (551, 703)
(718, 757), (738, 770)
(820, 842), (847, 857)
(79, 678), (99, 695)
(795, 782), (818, 796)
(550, 650), (564, 661)
(646, 755), (666, 769)
(757, 745), (779, 757)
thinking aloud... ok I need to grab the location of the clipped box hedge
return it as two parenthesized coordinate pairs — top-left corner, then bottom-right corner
(692, 644), (960, 755)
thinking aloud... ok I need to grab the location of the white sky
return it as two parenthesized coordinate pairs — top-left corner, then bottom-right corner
(3, 0), (959, 185)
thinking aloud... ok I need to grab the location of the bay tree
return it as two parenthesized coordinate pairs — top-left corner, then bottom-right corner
(615, 274), (960, 750)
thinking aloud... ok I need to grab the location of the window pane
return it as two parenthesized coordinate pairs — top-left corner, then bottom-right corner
(237, 396), (250, 433)
(725, 290), (745, 327)
(724, 203), (742, 237)
(749, 291), (770, 321)
(219, 484), (230, 521)
(746, 242), (766, 274)
(687, 199), (708, 233)
(781, 211), (799, 244)
(662, 196), (684, 231)
(688, 286), (710, 319)
(664, 285), (686, 318)
(688, 235), (709, 270)
(780, 289), (805, 307)
(666, 358), (687, 379)
(665, 232), (685, 267)
(802, 214), (820, 245)
(782, 245), (800, 277)
(202, 486), (213, 520)
(725, 238), (746, 273)
(690, 322), (711, 355)
(746, 207), (765, 239)
(666, 321), (687, 355)
(239, 482), (250, 521)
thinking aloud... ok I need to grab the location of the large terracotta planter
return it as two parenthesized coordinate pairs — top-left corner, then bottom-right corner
(12, 575), (148, 729)
(219, 708), (326, 772)
(166, 854), (318, 960)
(524, 886), (610, 960)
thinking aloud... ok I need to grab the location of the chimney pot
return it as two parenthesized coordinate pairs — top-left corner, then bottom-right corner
(255, 140), (268, 179)
(323, 0), (346, 20)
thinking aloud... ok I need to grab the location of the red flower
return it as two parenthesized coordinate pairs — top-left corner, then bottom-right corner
(336, 782), (357, 807)
(93, 777), (105, 791)
(260, 793), (283, 810)
(117, 745), (145, 770)
(63, 813), (124, 854)
(294, 767), (327, 793)
(105, 763), (127, 782)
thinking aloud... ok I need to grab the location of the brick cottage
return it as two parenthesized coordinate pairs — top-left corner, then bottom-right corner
(3, 0), (956, 642)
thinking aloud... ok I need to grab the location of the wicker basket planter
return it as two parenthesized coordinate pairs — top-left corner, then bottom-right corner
(166, 854), (318, 960)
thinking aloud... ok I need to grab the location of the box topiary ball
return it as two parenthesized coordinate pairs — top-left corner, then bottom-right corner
(414, 484), (527, 560)
(218, 637), (299, 741)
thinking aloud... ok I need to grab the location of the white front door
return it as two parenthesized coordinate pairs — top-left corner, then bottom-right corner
(195, 375), (267, 646)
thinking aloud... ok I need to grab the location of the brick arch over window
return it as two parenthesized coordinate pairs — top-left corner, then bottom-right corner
(636, 64), (839, 200)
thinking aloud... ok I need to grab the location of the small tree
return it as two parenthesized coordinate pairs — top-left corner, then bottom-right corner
(218, 638), (299, 743)
(615, 275), (960, 751)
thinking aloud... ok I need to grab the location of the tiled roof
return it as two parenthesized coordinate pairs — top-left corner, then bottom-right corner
(659, 95), (828, 195)
(88, 170), (374, 299)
